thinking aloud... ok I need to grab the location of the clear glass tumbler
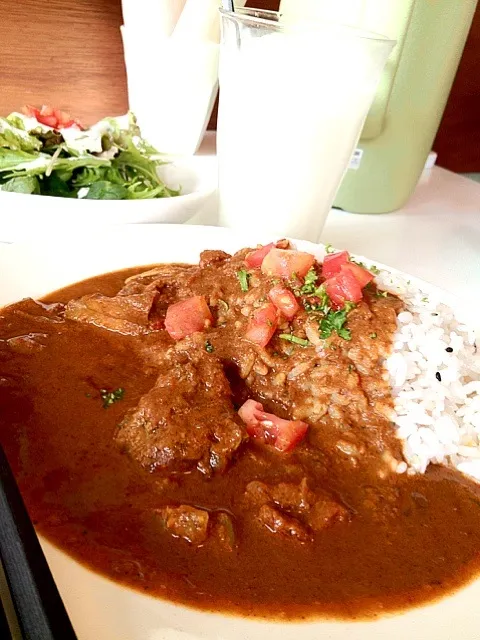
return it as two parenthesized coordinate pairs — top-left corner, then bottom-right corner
(217, 8), (395, 241)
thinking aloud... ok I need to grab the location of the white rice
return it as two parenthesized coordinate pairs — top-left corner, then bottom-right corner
(373, 267), (480, 481)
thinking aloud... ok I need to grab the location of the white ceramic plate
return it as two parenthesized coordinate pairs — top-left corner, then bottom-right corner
(0, 224), (479, 640)
(0, 157), (217, 243)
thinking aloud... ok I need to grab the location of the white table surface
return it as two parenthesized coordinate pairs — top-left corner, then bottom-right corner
(1, 132), (478, 301)
(196, 133), (480, 300)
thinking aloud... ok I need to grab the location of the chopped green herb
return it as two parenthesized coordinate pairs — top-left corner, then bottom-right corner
(375, 291), (389, 298)
(351, 259), (367, 269)
(407, 280), (411, 285)
(300, 267), (318, 295)
(421, 296), (429, 303)
(337, 327), (352, 341)
(237, 269), (250, 292)
(304, 268), (318, 286)
(325, 243), (335, 254)
(205, 340), (214, 353)
(369, 332), (377, 339)
(319, 307), (352, 341)
(316, 285), (331, 308)
(369, 265), (381, 275)
(100, 387), (124, 409)
(304, 292), (330, 314)
(279, 334), (310, 347)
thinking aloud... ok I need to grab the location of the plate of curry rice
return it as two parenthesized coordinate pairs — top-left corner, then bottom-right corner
(0, 224), (479, 640)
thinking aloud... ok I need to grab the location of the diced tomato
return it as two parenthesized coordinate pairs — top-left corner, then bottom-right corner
(238, 399), (308, 453)
(40, 105), (54, 117)
(22, 104), (83, 130)
(244, 303), (278, 347)
(324, 269), (363, 308)
(22, 105), (40, 119)
(245, 243), (275, 269)
(261, 249), (315, 279)
(322, 251), (350, 279)
(164, 296), (213, 341)
(54, 108), (82, 129)
(41, 115), (58, 127)
(268, 285), (299, 320)
(341, 262), (374, 288)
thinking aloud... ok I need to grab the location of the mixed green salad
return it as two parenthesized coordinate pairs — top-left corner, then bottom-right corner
(0, 107), (180, 200)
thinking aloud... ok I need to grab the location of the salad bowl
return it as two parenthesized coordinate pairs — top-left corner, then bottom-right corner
(0, 109), (217, 242)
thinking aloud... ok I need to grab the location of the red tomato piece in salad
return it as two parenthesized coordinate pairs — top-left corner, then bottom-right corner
(164, 296), (213, 341)
(22, 105), (83, 130)
(268, 285), (300, 320)
(341, 262), (374, 289)
(238, 399), (308, 453)
(244, 304), (278, 347)
(53, 108), (82, 129)
(322, 251), (350, 280)
(245, 243), (275, 269)
(261, 249), (315, 279)
(325, 269), (363, 308)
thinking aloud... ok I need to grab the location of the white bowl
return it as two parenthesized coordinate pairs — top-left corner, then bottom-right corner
(0, 156), (217, 243)
(0, 225), (479, 640)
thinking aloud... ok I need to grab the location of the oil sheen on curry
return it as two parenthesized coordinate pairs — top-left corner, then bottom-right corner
(1, 242), (480, 620)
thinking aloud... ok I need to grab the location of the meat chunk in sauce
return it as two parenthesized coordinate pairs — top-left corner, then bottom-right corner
(156, 505), (209, 545)
(155, 506), (236, 549)
(116, 343), (246, 475)
(245, 478), (348, 540)
(257, 504), (312, 542)
(65, 291), (157, 335)
(1, 298), (64, 326)
(119, 264), (196, 297)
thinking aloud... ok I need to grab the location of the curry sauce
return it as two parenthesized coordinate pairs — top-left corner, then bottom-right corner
(0, 258), (480, 621)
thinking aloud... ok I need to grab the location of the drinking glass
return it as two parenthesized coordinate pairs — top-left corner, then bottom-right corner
(217, 8), (395, 240)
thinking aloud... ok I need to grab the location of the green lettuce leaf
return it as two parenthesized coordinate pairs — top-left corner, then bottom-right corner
(5, 114), (26, 130)
(0, 148), (45, 171)
(42, 172), (74, 198)
(83, 181), (128, 200)
(0, 118), (42, 152)
(0, 175), (40, 194)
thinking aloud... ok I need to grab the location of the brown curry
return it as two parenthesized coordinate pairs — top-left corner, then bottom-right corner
(0, 245), (480, 621)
